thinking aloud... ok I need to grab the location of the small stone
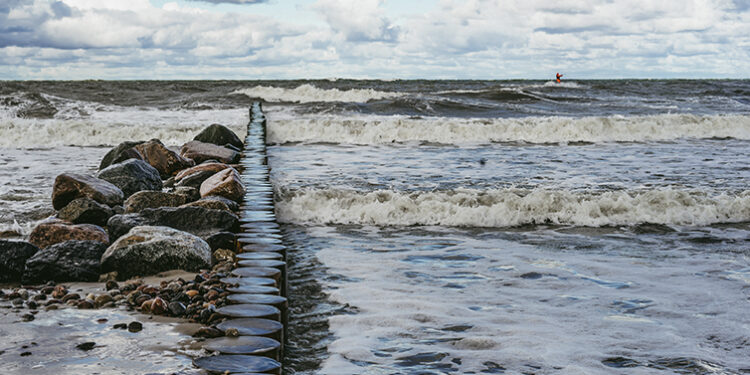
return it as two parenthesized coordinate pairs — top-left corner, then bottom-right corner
(113, 323), (127, 329)
(45, 304), (59, 311)
(224, 327), (239, 337)
(51, 285), (67, 298)
(21, 313), (34, 322)
(168, 301), (186, 316)
(105, 280), (119, 291)
(33, 294), (46, 301)
(127, 321), (143, 332)
(95, 294), (113, 307)
(185, 290), (199, 298)
(11, 298), (24, 307)
(26, 301), (38, 310)
(150, 297), (167, 315)
(77, 299), (94, 309)
(61, 293), (80, 303)
(75, 342), (96, 351)
(193, 326), (224, 338)
(20, 352), (32, 357)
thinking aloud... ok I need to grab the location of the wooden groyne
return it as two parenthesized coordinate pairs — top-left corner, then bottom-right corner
(194, 102), (287, 374)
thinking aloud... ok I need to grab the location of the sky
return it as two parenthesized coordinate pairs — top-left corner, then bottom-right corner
(1, 0), (749, 80)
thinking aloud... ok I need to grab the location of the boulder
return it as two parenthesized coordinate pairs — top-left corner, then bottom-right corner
(99, 141), (145, 170)
(101, 226), (211, 280)
(134, 139), (194, 178)
(180, 141), (240, 165)
(124, 191), (186, 213)
(205, 232), (237, 252)
(201, 195), (240, 211)
(29, 220), (109, 249)
(22, 240), (107, 283)
(172, 186), (200, 203)
(200, 168), (245, 202)
(52, 173), (124, 210)
(107, 206), (239, 241)
(57, 197), (114, 226)
(97, 159), (162, 198)
(175, 170), (217, 189)
(193, 124), (243, 149)
(175, 162), (230, 182)
(0, 240), (39, 282)
(181, 199), (232, 213)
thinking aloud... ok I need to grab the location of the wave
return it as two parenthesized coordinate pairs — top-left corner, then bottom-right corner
(231, 84), (402, 103)
(266, 113), (750, 145)
(275, 188), (750, 227)
(0, 114), (247, 148)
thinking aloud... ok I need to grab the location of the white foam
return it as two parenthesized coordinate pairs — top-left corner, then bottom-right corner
(0, 108), (248, 147)
(232, 84), (402, 103)
(266, 113), (750, 144)
(276, 188), (750, 227)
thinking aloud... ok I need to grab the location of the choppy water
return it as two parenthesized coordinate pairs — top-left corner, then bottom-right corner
(1, 80), (750, 374)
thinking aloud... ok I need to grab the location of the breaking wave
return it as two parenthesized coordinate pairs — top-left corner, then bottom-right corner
(232, 84), (402, 103)
(267, 114), (750, 144)
(276, 188), (750, 227)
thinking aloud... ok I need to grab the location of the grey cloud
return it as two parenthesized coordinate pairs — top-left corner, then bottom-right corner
(50, 1), (71, 18)
(185, 0), (268, 4)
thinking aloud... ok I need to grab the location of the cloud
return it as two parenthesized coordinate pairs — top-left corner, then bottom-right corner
(185, 0), (268, 4)
(0, 0), (748, 79)
(313, 0), (399, 42)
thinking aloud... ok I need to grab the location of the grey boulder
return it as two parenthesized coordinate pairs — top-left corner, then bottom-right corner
(0, 240), (39, 282)
(22, 240), (107, 283)
(101, 226), (211, 280)
(97, 159), (162, 198)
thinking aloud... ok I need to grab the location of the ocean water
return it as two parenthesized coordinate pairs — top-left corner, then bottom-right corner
(2, 80), (750, 374)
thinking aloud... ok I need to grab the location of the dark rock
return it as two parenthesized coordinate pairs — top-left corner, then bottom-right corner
(180, 141), (240, 165)
(201, 196), (240, 211)
(22, 240), (107, 283)
(0, 240), (39, 282)
(168, 301), (186, 316)
(26, 300), (38, 309)
(97, 159), (162, 199)
(12, 298), (24, 307)
(99, 141), (145, 170)
(52, 173), (124, 210)
(199, 168), (245, 202)
(181, 199), (232, 213)
(29, 220), (109, 249)
(113, 323), (127, 329)
(20, 352), (32, 357)
(107, 206), (239, 242)
(77, 299), (94, 309)
(101, 226), (212, 280)
(175, 170), (217, 189)
(21, 313), (34, 321)
(105, 280), (119, 291)
(194, 326), (224, 338)
(134, 139), (194, 178)
(62, 293), (81, 302)
(205, 232), (236, 252)
(123, 191), (186, 213)
(127, 321), (143, 332)
(112, 205), (124, 214)
(75, 342), (96, 351)
(172, 186), (200, 203)
(193, 124), (243, 149)
(57, 197), (114, 226)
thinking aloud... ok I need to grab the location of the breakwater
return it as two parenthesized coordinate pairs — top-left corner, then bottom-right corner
(194, 102), (288, 374)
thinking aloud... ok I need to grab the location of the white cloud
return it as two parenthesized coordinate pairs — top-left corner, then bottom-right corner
(0, 0), (748, 79)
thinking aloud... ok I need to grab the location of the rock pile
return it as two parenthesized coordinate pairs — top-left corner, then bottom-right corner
(0, 123), (244, 285)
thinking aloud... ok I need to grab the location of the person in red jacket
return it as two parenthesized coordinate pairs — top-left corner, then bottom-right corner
(556, 72), (563, 83)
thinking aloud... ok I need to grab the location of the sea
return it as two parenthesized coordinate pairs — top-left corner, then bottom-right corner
(1, 80), (750, 374)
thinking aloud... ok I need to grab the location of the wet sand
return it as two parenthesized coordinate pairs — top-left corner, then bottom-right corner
(1, 271), (209, 374)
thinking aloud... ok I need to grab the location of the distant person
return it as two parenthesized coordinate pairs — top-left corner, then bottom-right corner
(556, 72), (563, 83)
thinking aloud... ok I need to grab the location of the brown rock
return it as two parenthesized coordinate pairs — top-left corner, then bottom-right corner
(123, 191), (186, 213)
(51, 173), (124, 210)
(174, 162), (229, 182)
(134, 139), (194, 178)
(199, 168), (245, 203)
(180, 141), (240, 165)
(29, 220), (109, 249)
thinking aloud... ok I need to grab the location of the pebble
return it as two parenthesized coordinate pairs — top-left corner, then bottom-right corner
(113, 323), (128, 330)
(105, 280), (119, 291)
(127, 321), (143, 332)
(75, 342), (96, 351)
(21, 313), (34, 322)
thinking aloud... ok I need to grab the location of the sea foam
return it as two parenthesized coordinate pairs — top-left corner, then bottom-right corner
(232, 84), (402, 103)
(267, 113), (750, 144)
(276, 188), (750, 227)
